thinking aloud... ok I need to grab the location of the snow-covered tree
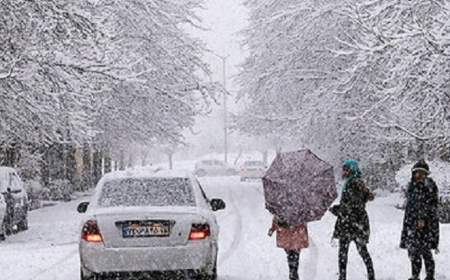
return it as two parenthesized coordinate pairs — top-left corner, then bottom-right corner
(0, 0), (100, 146)
(89, 0), (216, 152)
(1, 0), (217, 194)
(237, 0), (348, 163)
(335, 0), (450, 157)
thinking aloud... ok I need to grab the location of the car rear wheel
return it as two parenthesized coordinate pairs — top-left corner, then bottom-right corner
(196, 261), (217, 280)
(0, 221), (5, 241)
(17, 216), (28, 231)
(81, 267), (103, 280)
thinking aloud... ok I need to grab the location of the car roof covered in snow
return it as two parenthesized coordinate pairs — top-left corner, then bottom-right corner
(100, 168), (194, 183)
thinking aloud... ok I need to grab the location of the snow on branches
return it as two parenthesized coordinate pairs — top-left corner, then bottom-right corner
(336, 0), (450, 150)
(238, 0), (450, 162)
(90, 0), (213, 148)
(237, 0), (347, 157)
(0, 0), (214, 151)
(0, 0), (99, 145)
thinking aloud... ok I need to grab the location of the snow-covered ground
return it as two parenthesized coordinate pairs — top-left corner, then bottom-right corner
(0, 177), (449, 279)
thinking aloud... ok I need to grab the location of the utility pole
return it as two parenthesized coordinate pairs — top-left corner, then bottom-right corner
(211, 52), (230, 164)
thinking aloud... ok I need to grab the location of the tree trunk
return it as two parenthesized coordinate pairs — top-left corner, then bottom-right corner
(119, 150), (125, 171)
(92, 145), (102, 186)
(141, 151), (149, 167)
(65, 144), (77, 185)
(168, 153), (173, 170)
(3, 143), (18, 167)
(82, 143), (92, 191)
(127, 154), (134, 169)
(417, 139), (426, 160)
(104, 146), (112, 173)
(40, 147), (50, 188)
(49, 143), (64, 182)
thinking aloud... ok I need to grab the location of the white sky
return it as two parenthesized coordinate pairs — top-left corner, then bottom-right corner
(197, 0), (248, 105)
(183, 0), (249, 155)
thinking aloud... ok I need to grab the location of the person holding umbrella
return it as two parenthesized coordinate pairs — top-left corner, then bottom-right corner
(263, 149), (337, 280)
(268, 215), (309, 280)
(330, 160), (375, 280)
(400, 160), (439, 280)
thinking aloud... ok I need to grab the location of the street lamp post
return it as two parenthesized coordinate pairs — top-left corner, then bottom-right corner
(211, 52), (230, 164)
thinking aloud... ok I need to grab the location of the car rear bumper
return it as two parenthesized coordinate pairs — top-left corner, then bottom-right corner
(80, 240), (216, 273)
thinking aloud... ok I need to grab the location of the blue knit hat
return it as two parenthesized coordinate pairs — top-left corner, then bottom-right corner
(343, 159), (362, 178)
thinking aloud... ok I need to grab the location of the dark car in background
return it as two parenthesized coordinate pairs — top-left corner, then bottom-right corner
(0, 167), (29, 233)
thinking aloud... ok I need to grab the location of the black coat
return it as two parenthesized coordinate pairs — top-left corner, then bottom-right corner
(400, 178), (440, 250)
(332, 178), (374, 244)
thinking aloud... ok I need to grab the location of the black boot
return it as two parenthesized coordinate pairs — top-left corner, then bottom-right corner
(286, 250), (300, 280)
(289, 270), (299, 280)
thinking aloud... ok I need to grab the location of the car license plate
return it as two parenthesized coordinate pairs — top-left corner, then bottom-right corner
(122, 221), (171, 238)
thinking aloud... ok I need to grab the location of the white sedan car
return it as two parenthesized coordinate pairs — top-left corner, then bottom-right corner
(78, 170), (226, 280)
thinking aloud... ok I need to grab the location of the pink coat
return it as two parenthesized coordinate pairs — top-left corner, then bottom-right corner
(272, 220), (309, 251)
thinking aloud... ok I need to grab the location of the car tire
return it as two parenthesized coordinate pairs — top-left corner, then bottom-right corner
(4, 217), (13, 236)
(17, 216), (28, 231)
(196, 261), (217, 280)
(0, 222), (5, 241)
(81, 267), (103, 280)
(240, 177), (246, 182)
(0, 221), (5, 241)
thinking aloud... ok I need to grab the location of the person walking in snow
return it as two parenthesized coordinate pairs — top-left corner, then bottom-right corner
(330, 160), (375, 280)
(268, 215), (309, 280)
(400, 160), (440, 280)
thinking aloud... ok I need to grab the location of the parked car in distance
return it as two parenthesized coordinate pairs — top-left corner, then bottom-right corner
(0, 167), (29, 233)
(0, 193), (6, 240)
(78, 170), (226, 280)
(239, 160), (267, 182)
(194, 160), (237, 177)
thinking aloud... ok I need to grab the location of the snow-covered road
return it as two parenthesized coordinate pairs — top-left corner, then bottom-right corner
(1, 177), (449, 279)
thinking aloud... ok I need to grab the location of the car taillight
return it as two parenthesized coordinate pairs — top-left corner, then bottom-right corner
(82, 220), (103, 243)
(189, 224), (210, 240)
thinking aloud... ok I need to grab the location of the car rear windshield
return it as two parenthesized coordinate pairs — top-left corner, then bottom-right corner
(98, 178), (196, 208)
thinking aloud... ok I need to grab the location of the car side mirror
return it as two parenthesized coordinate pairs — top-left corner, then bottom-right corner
(77, 202), (90, 213)
(210, 199), (226, 211)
